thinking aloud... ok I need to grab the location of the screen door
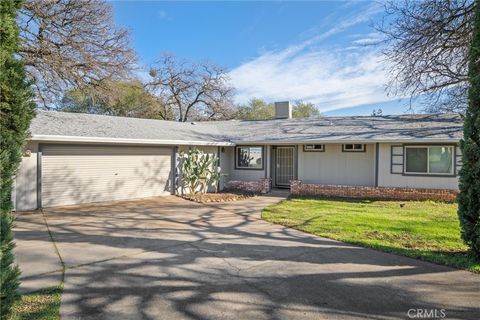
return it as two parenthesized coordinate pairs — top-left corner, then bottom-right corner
(275, 146), (294, 187)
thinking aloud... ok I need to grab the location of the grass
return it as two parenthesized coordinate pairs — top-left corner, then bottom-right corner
(8, 285), (62, 320)
(262, 197), (480, 272)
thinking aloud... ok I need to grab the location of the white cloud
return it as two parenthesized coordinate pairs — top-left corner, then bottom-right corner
(229, 5), (396, 112)
(351, 32), (383, 46)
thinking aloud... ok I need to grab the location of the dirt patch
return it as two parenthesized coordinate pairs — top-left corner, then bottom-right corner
(364, 231), (429, 248)
(179, 192), (256, 203)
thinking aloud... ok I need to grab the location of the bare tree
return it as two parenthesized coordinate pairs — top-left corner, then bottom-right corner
(377, 0), (475, 113)
(18, 0), (136, 106)
(147, 54), (235, 122)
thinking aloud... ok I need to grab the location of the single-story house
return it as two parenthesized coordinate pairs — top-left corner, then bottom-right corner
(13, 102), (463, 211)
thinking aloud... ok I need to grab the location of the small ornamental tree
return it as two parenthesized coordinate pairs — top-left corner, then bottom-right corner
(1, 0), (35, 317)
(458, 0), (480, 257)
(180, 148), (219, 195)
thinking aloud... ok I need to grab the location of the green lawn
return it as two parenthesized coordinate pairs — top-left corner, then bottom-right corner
(8, 285), (62, 320)
(262, 198), (480, 272)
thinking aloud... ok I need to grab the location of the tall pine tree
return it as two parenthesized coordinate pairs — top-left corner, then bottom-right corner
(0, 0), (35, 317)
(458, 0), (480, 257)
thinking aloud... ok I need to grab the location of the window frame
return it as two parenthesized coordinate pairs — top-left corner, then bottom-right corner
(403, 145), (456, 176)
(234, 145), (265, 170)
(342, 144), (366, 152)
(303, 144), (325, 152)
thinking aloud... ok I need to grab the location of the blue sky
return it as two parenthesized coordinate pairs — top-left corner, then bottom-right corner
(111, 1), (420, 116)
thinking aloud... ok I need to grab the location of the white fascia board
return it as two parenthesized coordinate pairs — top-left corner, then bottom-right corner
(232, 138), (461, 145)
(30, 135), (235, 146)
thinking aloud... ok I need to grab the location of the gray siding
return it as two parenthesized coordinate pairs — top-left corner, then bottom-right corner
(224, 146), (266, 181)
(377, 143), (460, 190)
(298, 143), (375, 186)
(15, 142), (38, 211)
(219, 147), (233, 189)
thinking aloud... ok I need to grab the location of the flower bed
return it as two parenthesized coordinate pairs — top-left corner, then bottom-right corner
(179, 192), (256, 203)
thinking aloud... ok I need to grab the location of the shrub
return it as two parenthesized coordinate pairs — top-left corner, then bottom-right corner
(0, 0), (35, 317)
(458, 1), (480, 257)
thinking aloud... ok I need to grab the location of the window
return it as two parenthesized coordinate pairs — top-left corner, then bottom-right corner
(342, 144), (365, 152)
(404, 146), (454, 175)
(235, 146), (263, 169)
(303, 144), (325, 152)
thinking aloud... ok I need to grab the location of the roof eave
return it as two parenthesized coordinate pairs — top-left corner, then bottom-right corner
(29, 135), (235, 147)
(28, 135), (461, 147)
(231, 138), (462, 145)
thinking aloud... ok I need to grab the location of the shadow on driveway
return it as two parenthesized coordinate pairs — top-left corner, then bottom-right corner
(15, 195), (480, 320)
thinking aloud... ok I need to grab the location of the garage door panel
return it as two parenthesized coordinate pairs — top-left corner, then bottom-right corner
(41, 145), (172, 207)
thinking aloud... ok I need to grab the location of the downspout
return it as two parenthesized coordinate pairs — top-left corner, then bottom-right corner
(217, 146), (221, 191)
(37, 144), (43, 209)
(171, 146), (178, 195)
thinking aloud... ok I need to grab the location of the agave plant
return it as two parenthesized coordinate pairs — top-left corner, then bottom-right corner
(180, 147), (219, 194)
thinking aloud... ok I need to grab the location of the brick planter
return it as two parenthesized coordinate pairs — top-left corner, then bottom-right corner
(224, 178), (271, 194)
(290, 180), (458, 202)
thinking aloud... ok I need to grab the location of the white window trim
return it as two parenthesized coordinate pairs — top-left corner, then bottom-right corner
(404, 145), (455, 176)
(303, 144), (325, 152)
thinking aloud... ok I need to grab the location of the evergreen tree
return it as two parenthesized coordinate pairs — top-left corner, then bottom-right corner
(458, 0), (480, 257)
(0, 0), (35, 317)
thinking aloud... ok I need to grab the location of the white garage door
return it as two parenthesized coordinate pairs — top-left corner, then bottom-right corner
(41, 145), (172, 207)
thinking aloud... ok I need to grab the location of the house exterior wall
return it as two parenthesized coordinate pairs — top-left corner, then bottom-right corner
(224, 178), (272, 194)
(298, 143), (375, 186)
(219, 147), (232, 190)
(15, 141), (38, 211)
(14, 139), (461, 211)
(377, 143), (460, 190)
(224, 146), (267, 181)
(291, 181), (458, 202)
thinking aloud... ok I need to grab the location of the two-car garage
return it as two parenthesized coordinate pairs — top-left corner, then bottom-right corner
(14, 110), (230, 211)
(39, 145), (173, 208)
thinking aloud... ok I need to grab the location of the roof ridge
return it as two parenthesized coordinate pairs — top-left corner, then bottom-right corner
(37, 109), (461, 124)
(36, 109), (189, 125)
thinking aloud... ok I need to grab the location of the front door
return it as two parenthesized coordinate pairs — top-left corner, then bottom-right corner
(275, 146), (294, 187)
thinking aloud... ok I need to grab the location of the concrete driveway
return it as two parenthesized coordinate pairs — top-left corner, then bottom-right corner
(14, 195), (480, 320)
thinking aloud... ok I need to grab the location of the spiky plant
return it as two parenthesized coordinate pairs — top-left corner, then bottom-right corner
(180, 148), (219, 194)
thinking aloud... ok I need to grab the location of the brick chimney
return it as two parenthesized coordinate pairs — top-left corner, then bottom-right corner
(274, 101), (292, 119)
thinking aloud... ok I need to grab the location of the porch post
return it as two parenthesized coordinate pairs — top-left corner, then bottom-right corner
(37, 143), (43, 209)
(264, 145), (268, 179)
(171, 146), (178, 195)
(294, 145), (299, 180)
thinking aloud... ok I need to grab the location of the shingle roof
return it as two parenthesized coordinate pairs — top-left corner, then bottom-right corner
(30, 110), (463, 145)
(30, 111), (229, 145)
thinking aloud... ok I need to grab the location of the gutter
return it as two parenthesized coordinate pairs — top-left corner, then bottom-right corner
(29, 135), (461, 147)
(231, 138), (462, 145)
(30, 135), (235, 147)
